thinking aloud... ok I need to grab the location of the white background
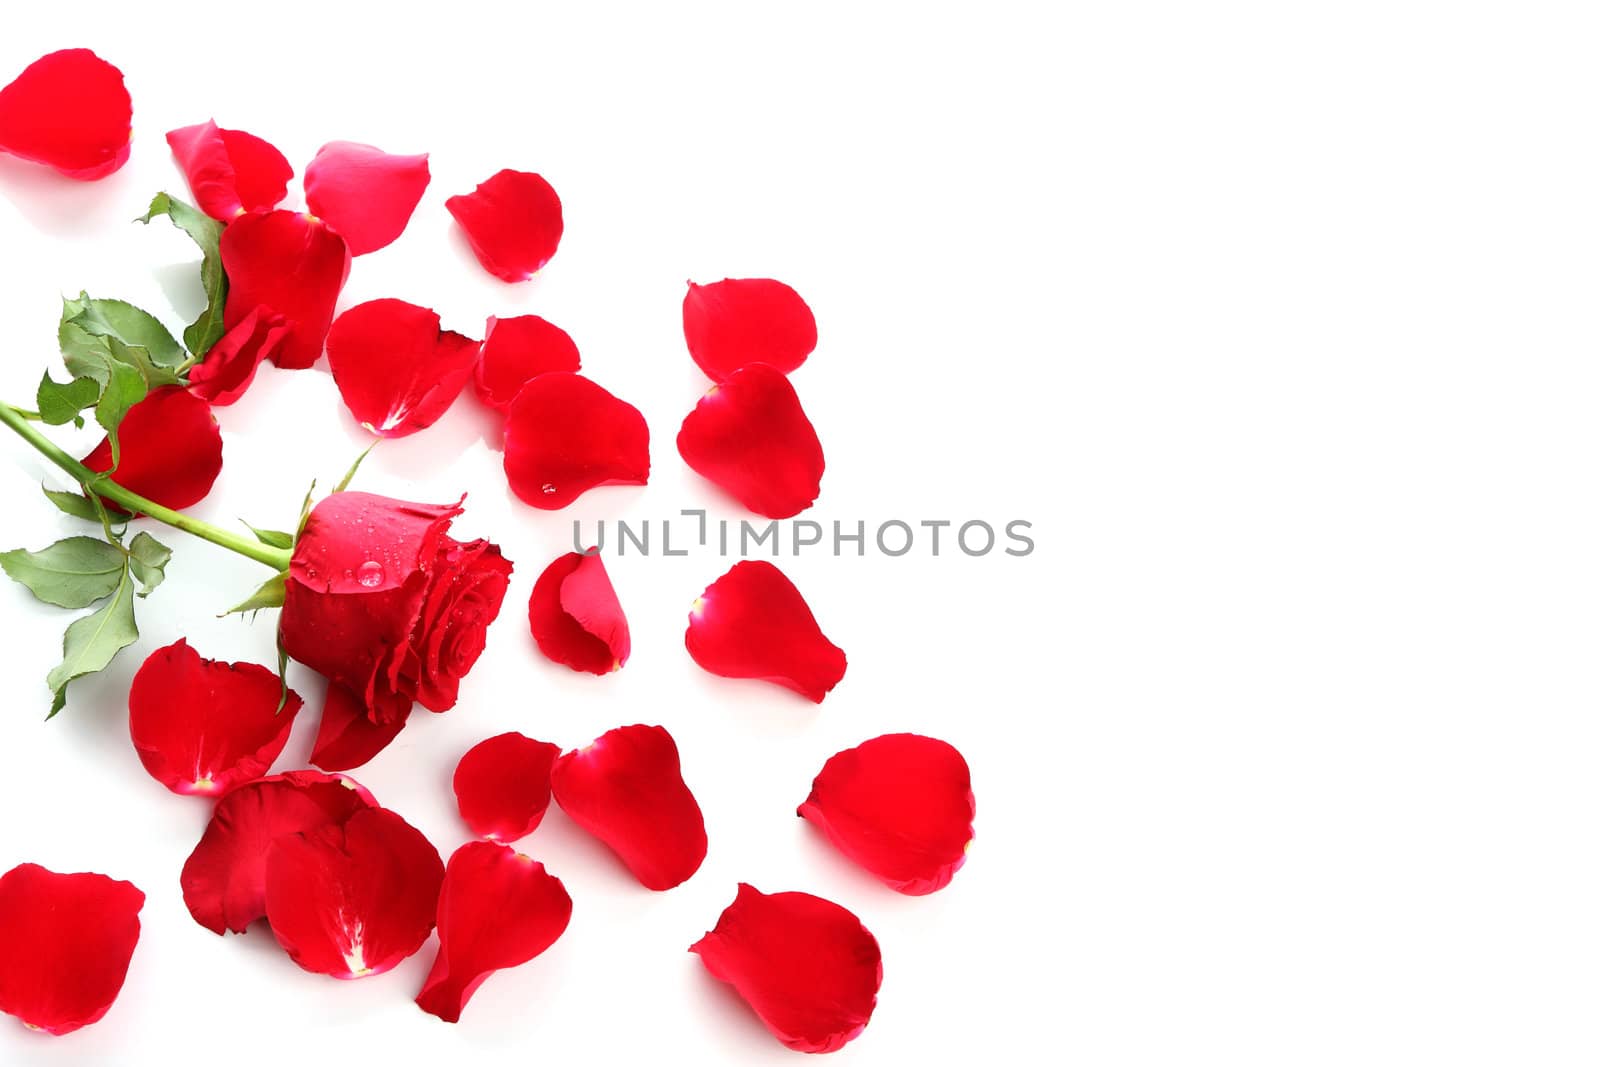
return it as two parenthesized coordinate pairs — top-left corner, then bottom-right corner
(0, 2), (1593, 1065)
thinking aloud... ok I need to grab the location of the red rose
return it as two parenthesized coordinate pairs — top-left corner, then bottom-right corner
(280, 492), (512, 731)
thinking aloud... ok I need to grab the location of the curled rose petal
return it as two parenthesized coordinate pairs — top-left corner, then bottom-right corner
(127, 638), (303, 796)
(690, 884), (881, 1054)
(326, 299), (480, 437)
(220, 209), (351, 369)
(82, 386), (224, 511)
(0, 49), (131, 179)
(415, 842), (572, 1023)
(473, 315), (580, 411)
(309, 681), (411, 772)
(265, 806), (444, 979)
(165, 120), (292, 220)
(180, 770), (375, 935)
(549, 724), (706, 890)
(799, 734), (975, 894)
(686, 561), (846, 702)
(528, 549), (630, 675)
(682, 278), (817, 381)
(304, 141), (430, 256)
(0, 864), (144, 1035)
(453, 732), (561, 842)
(185, 305), (289, 405)
(279, 491), (512, 735)
(446, 169), (563, 282)
(503, 373), (649, 509)
(677, 363), (824, 518)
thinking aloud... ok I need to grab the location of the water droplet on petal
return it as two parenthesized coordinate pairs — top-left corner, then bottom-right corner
(541, 483), (557, 495)
(357, 561), (385, 587)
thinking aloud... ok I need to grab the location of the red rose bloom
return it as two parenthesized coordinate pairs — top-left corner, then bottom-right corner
(279, 492), (513, 763)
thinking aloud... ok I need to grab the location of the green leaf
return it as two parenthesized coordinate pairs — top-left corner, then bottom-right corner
(246, 524), (295, 550)
(295, 479), (317, 536)
(35, 371), (100, 426)
(105, 336), (182, 390)
(334, 443), (377, 493)
(95, 357), (148, 464)
(127, 532), (172, 596)
(224, 571), (286, 617)
(45, 565), (137, 718)
(42, 486), (100, 522)
(139, 194), (228, 357)
(66, 291), (184, 368)
(0, 537), (126, 608)
(276, 635), (291, 712)
(59, 320), (113, 385)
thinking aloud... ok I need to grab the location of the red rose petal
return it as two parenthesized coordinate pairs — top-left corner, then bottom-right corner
(689, 884), (881, 1054)
(0, 864), (143, 1035)
(503, 372), (649, 509)
(453, 732), (561, 842)
(446, 169), (563, 282)
(220, 209), (351, 369)
(686, 561), (846, 702)
(682, 278), (817, 381)
(326, 299), (480, 437)
(677, 363), (825, 518)
(185, 305), (289, 405)
(265, 807), (444, 979)
(0, 50), (131, 180)
(165, 120), (292, 220)
(82, 386), (224, 511)
(528, 549), (630, 675)
(215, 131), (295, 213)
(304, 141), (430, 256)
(473, 315), (580, 411)
(549, 724), (706, 890)
(179, 770), (374, 935)
(127, 639), (302, 796)
(309, 681), (411, 772)
(799, 734), (975, 895)
(415, 842), (572, 1023)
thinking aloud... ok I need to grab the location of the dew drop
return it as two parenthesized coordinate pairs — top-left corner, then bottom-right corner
(541, 483), (557, 495)
(357, 560), (385, 588)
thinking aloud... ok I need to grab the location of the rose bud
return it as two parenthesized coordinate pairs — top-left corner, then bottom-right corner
(279, 492), (513, 767)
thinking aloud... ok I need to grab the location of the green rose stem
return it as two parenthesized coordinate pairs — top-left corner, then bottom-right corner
(0, 400), (292, 571)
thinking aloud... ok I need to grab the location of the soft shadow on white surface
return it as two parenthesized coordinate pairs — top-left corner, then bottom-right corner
(0, 153), (136, 236)
(149, 257), (207, 322)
